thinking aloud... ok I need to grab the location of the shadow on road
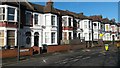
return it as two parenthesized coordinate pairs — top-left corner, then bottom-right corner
(102, 51), (109, 66)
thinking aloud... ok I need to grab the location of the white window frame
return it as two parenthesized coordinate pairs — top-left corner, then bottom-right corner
(0, 7), (5, 21)
(0, 5), (17, 22)
(45, 32), (50, 43)
(84, 21), (87, 29)
(62, 17), (67, 27)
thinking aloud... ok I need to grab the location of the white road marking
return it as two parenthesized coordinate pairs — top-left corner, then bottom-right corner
(62, 58), (69, 62)
(73, 59), (79, 62)
(43, 59), (47, 63)
(82, 57), (90, 60)
(82, 49), (91, 52)
(76, 56), (83, 58)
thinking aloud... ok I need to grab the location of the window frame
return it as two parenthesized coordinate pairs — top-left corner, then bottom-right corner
(45, 32), (49, 43)
(7, 30), (15, 46)
(68, 17), (71, 27)
(25, 11), (33, 25)
(51, 15), (56, 26)
(25, 32), (31, 45)
(62, 17), (67, 27)
(51, 32), (56, 44)
(33, 13), (39, 25)
(0, 7), (5, 21)
(0, 5), (17, 22)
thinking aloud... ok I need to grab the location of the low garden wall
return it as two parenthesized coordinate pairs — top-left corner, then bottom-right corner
(0, 48), (33, 58)
(47, 45), (70, 53)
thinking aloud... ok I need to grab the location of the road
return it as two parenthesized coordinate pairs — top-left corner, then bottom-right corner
(2, 45), (119, 66)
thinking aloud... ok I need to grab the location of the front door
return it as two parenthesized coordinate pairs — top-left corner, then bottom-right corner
(34, 36), (39, 46)
(34, 32), (39, 46)
(112, 35), (115, 45)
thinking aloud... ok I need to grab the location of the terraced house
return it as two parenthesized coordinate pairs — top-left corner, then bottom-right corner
(0, 0), (120, 53)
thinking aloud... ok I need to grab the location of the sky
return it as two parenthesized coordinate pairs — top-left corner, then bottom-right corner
(33, 2), (118, 22)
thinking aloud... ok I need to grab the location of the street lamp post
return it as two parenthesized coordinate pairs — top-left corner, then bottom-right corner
(17, 1), (21, 61)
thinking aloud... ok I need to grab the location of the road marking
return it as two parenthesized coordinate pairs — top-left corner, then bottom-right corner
(62, 58), (69, 62)
(73, 59), (79, 62)
(76, 56), (83, 58)
(43, 59), (47, 63)
(82, 49), (91, 52)
(82, 57), (90, 60)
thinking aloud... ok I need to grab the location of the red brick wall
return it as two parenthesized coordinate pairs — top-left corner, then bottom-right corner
(32, 46), (41, 54)
(47, 45), (70, 53)
(0, 48), (33, 58)
(69, 45), (86, 50)
(47, 44), (85, 53)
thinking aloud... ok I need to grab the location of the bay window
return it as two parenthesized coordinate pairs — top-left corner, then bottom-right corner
(68, 18), (71, 27)
(0, 7), (5, 20)
(8, 7), (15, 21)
(51, 16), (55, 26)
(0, 30), (4, 47)
(45, 32), (49, 43)
(0, 5), (17, 22)
(84, 21), (87, 28)
(51, 32), (56, 43)
(62, 17), (67, 27)
(7, 30), (15, 46)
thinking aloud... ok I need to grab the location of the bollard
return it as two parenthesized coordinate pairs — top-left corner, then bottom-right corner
(105, 44), (109, 51)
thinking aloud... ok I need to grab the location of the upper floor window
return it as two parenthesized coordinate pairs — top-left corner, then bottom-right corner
(26, 11), (32, 25)
(106, 25), (109, 31)
(68, 18), (71, 26)
(34, 14), (38, 25)
(8, 7), (15, 21)
(93, 23), (97, 26)
(89, 21), (91, 28)
(51, 16), (55, 26)
(111, 26), (116, 32)
(77, 22), (80, 28)
(93, 23), (97, 29)
(84, 21), (87, 28)
(0, 5), (17, 22)
(62, 17), (67, 27)
(0, 7), (5, 20)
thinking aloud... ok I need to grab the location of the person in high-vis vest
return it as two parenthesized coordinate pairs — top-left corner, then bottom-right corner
(105, 44), (109, 51)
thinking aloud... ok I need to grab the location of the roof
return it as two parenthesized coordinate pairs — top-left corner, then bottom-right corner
(44, 1), (58, 14)
(89, 15), (102, 22)
(30, 3), (44, 13)
(1, 0), (117, 23)
(2, 2), (34, 11)
(102, 18), (110, 24)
